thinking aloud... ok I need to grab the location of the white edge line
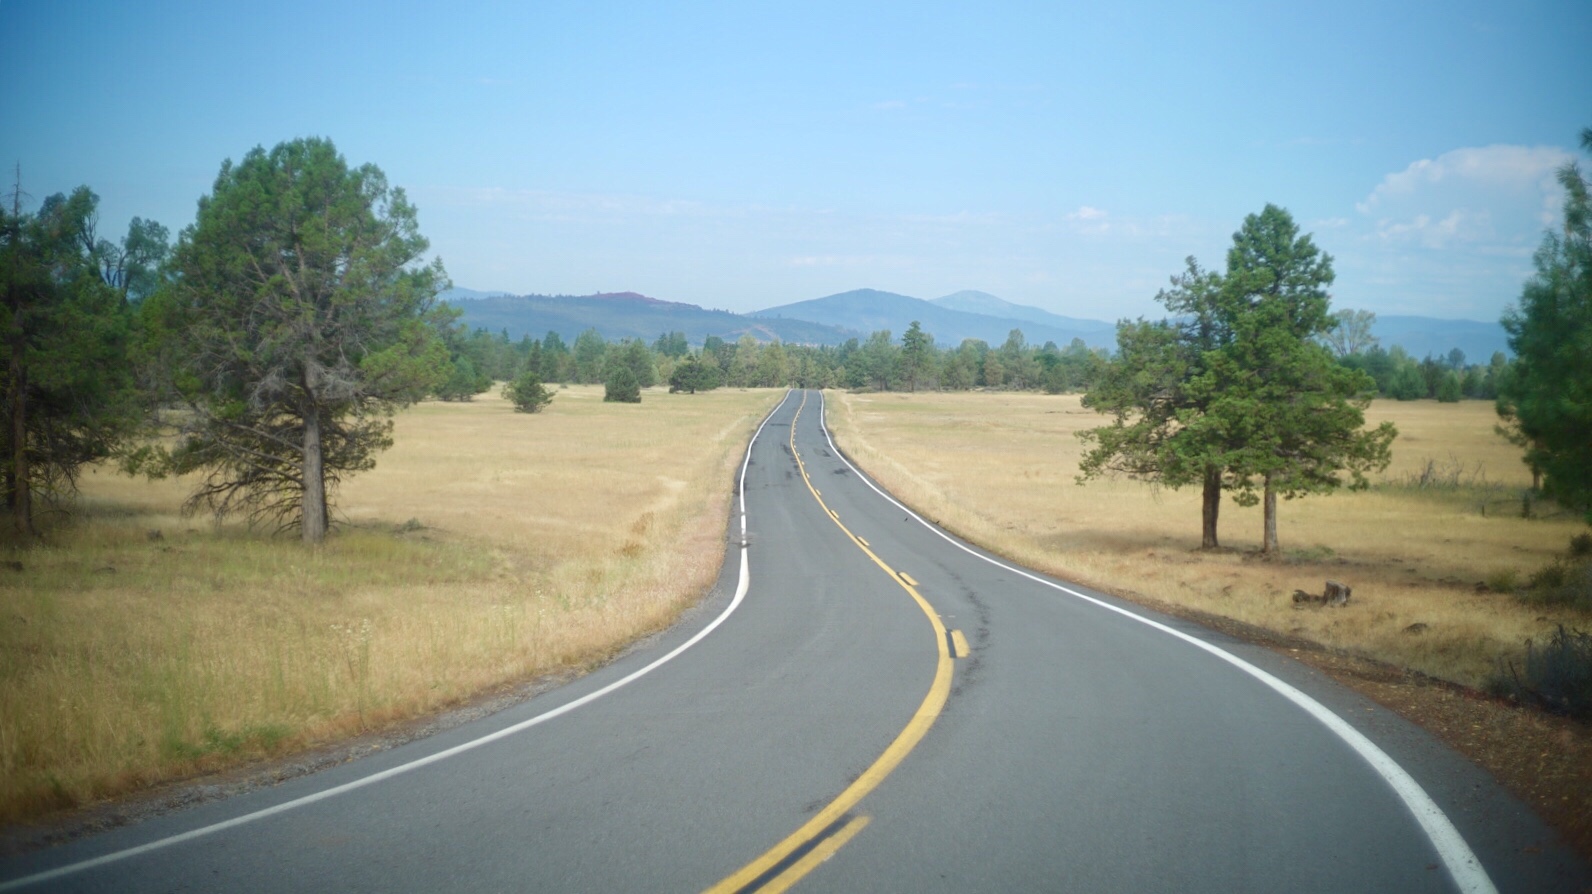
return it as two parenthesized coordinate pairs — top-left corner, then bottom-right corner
(813, 391), (1497, 894)
(0, 391), (796, 893)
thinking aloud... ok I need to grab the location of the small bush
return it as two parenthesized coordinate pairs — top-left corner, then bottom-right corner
(604, 367), (641, 403)
(1571, 532), (1592, 558)
(1530, 561), (1569, 591)
(504, 370), (553, 413)
(1493, 626), (1592, 720)
(1518, 557), (1592, 611)
(1484, 568), (1521, 594)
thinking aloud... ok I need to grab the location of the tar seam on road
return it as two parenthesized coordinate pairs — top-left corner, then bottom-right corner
(0, 392), (798, 894)
(813, 391), (1499, 894)
(705, 390), (955, 894)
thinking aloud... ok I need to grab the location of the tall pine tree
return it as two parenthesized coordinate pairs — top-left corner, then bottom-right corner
(146, 138), (451, 543)
(0, 181), (144, 538)
(1498, 127), (1592, 522)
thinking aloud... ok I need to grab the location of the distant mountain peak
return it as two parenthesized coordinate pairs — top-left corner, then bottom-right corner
(588, 291), (696, 308)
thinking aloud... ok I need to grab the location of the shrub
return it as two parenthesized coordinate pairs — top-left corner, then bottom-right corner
(668, 357), (721, 394)
(1518, 557), (1592, 611)
(504, 370), (553, 413)
(1493, 626), (1592, 720)
(1571, 532), (1592, 558)
(1484, 568), (1521, 594)
(604, 367), (641, 403)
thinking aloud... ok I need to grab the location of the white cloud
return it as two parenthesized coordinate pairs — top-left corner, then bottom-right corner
(1356, 144), (1570, 216)
(1353, 144), (1575, 250)
(1372, 208), (1493, 249)
(1068, 205), (1108, 220)
(1327, 142), (1582, 319)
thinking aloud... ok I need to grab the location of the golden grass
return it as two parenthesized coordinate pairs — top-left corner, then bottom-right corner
(825, 391), (1586, 689)
(0, 385), (782, 823)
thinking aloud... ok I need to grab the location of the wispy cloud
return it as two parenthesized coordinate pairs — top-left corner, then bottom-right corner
(1356, 144), (1570, 216)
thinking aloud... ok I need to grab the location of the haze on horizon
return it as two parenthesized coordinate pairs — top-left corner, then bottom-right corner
(3, 1), (1587, 324)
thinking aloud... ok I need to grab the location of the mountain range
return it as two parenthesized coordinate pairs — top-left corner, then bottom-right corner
(444, 287), (1510, 360)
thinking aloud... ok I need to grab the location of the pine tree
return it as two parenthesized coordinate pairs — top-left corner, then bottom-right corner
(146, 138), (451, 543)
(1498, 126), (1592, 521)
(1, 180), (145, 538)
(1081, 206), (1395, 552)
(504, 369), (553, 413)
(604, 365), (641, 403)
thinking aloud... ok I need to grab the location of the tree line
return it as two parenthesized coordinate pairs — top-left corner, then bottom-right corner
(432, 321), (1111, 398)
(1326, 310), (1509, 403)
(4, 128), (1586, 546)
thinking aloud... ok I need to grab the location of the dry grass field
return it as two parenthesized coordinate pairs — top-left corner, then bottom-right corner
(826, 391), (1585, 689)
(0, 385), (781, 824)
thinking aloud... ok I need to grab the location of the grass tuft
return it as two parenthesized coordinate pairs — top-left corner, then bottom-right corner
(1492, 626), (1592, 720)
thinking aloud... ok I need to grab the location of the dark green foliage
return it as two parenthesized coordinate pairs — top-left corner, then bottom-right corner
(537, 331), (572, 382)
(899, 321), (932, 392)
(1493, 626), (1592, 720)
(668, 355), (721, 393)
(652, 330), (690, 358)
(1080, 206), (1395, 552)
(617, 339), (656, 388)
(1436, 371), (1463, 403)
(504, 369), (553, 413)
(143, 138), (451, 542)
(604, 365), (641, 403)
(1497, 127), (1592, 522)
(1389, 360), (1427, 400)
(1, 183), (147, 537)
(96, 216), (170, 303)
(573, 328), (608, 383)
(434, 353), (491, 401)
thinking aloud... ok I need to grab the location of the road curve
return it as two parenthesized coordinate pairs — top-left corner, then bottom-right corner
(2, 389), (1588, 893)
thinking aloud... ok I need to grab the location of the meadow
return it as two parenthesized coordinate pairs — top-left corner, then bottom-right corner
(0, 386), (782, 824)
(824, 391), (1586, 690)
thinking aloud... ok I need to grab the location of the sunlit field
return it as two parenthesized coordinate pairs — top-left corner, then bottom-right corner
(0, 386), (781, 823)
(826, 391), (1585, 689)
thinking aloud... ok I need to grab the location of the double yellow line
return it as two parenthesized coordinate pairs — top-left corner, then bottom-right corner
(705, 392), (955, 894)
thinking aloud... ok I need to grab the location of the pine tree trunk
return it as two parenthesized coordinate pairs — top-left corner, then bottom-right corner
(1201, 466), (1221, 549)
(8, 340), (31, 539)
(301, 408), (327, 544)
(1262, 472), (1279, 555)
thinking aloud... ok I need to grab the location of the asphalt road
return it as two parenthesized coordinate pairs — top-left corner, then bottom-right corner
(3, 389), (1589, 893)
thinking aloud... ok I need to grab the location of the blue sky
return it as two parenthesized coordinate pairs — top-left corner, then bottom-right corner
(3, 0), (1587, 322)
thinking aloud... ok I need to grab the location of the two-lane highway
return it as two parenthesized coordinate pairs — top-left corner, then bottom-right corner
(3, 390), (1588, 892)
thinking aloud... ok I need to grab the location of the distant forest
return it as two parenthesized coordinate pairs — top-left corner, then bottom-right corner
(440, 318), (1504, 402)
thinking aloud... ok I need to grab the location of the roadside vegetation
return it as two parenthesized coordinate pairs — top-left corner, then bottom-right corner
(828, 393), (1583, 688)
(0, 386), (780, 824)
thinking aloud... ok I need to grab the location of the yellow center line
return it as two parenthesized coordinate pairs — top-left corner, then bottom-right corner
(705, 391), (953, 894)
(755, 816), (871, 894)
